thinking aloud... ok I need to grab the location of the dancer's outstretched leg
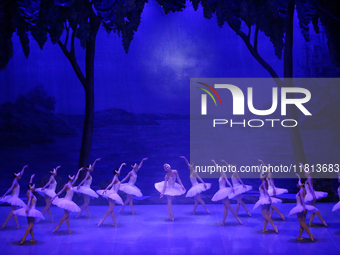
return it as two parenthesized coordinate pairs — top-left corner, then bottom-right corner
(236, 195), (251, 216)
(118, 195), (132, 213)
(77, 194), (91, 218)
(21, 217), (35, 244)
(39, 196), (53, 222)
(192, 196), (199, 214)
(271, 205), (285, 220)
(167, 196), (174, 221)
(222, 198), (242, 225)
(128, 195), (135, 214)
(195, 193), (210, 214)
(53, 210), (69, 233)
(2, 206), (18, 229)
(221, 206), (228, 226)
(261, 204), (278, 233)
(98, 199), (114, 226)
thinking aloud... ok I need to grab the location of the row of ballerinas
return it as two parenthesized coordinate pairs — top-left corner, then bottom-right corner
(0, 158), (339, 244)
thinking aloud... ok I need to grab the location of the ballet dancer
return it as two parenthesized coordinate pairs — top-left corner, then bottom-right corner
(258, 159), (286, 220)
(51, 168), (82, 233)
(0, 165), (27, 229)
(74, 158), (101, 218)
(118, 158), (148, 214)
(253, 171), (280, 233)
(301, 163), (328, 227)
(180, 156), (210, 214)
(223, 161), (252, 216)
(332, 172), (340, 212)
(154, 163), (186, 221)
(13, 174), (44, 245)
(97, 163), (125, 227)
(211, 160), (243, 225)
(288, 174), (316, 241)
(35, 166), (60, 222)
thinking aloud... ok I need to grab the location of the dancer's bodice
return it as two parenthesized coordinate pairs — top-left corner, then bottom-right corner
(64, 184), (74, 200)
(48, 177), (57, 191)
(305, 179), (312, 194)
(168, 175), (176, 186)
(128, 171), (137, 186)
(218, 177), (226, 189)
(12, 182), (20, 197)
(190, 178), (198, 186)
(296, 192), (302, 206)
(28, 192), (37, 209)
(83, 175), (92, 187)
(231, 176), (240, 187)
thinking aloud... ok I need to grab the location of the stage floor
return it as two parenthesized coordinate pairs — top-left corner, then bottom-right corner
(0, 203), (339, 255)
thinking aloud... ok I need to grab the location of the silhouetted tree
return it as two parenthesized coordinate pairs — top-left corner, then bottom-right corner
(0, 0), (184, 169)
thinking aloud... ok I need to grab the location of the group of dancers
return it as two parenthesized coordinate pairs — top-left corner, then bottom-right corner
(0, 157), (339, 245)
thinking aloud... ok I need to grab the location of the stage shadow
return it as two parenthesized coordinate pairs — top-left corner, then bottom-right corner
(12, 240), (45, 246)
(335, 231), (340, 236)
(287, 238), (318, 243)
(255, 230), (278, 235)
(52, 230), (78, 235)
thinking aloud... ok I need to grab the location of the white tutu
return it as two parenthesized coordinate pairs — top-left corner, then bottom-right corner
(253, 197), (282, 210)
(154, 181), (186, 196)
(186, 183), (211, 197)
(35, 188), (58, 200)
(332, 201), (340, 212)
(211, 187), (232, 201)
(305, 191), (328, 202)
(13, 208), (45, 219)
(0, 195), (26, 207)
(73, 186), (99, 198)
(53, 199), (81, 212)
(107, 193), (124, 205)
(97, 189), (114, 198)
(268, 187), (288, 196)
(288, 205), (318, 216)
(119, 184), (143, 197)
(228, 185), (252, 199)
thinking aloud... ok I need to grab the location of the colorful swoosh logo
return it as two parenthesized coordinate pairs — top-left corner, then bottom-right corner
(197, 82), (222, 106)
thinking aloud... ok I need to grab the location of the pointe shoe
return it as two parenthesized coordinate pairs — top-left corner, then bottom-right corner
(280, 213), (285, 221)
(29, 240), (36, 243)
(118, 208), (123, 213)
(20, 238), (25, 245)
(236, 217), (243, 225)
(322, 220), (328, 227)
(52, 226), (59, 233)
(131, 211), (135, 215)
(112, 223), (117, 227)
(309, 222), (313, 227)
(247, 211), (252, 217)
(273, 225), (278, 234)
(262, 229), (268, 233)
(15, 225), (19, 229)
(310, 234), (314, 242)
(221, 222), (225, 226)
(98, 219), (104, 227)
(0, 223), (5, 230)
(297, 237), (303, 241)
(68, 229), (72, 234)
(86, 214), (91, 218)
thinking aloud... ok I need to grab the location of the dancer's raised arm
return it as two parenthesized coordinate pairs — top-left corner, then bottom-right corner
(136, 158), (148, 172)
(180, 156), (190, 168)
(89, 158), (101, 171)
(72, 167), (85, 185)
(19, 165), (28, 177)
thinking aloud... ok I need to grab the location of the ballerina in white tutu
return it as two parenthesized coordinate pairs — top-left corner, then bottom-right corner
(253, 171), (279, 233)
(51, 169), (82, 233)
(155, 163), (185, 221)
(118, 158), (148, 214)
(258, 159), (286, 220)
(301, 163), (328, 227)
(211, 160), (242, 225)
(97, 163), (126, 227)
(35, 166), (60, 222)
(288, 174), (316, 241)
(332, 172), (340, 212)
(0, 165), (27, 229)
(13, 174), (45, 245)
(74, 158), (101, 218)
(180, 156), (210, 214)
